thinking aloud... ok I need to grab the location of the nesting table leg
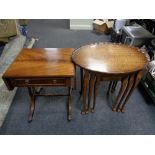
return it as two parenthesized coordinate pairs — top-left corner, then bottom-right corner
(91, 76), (100, 113)
(107, 81), (113, 96)
(112, 77), (128, 112)
(81, 70), (89, 115)
(79, 69), (143, 115)
(28, 87), (36, 123)
(111, 81), (118, 93)
(117, 74), (135, 112)
(87, 73), (95, 113)
(120, 71), (143, 112)
(80, 68), (83, 95)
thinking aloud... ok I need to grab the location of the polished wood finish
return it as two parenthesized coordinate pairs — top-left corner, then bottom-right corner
(107, 81), (118, 96)
(92, 75), (100, 113)
(10, 78), (71, 87)
(80, 68), (84, 95)
(111, 81), (118, 93)
(72, 43), (148, 74)
(81, 70), (89, 115)
(112, 77), (128, 112)
(117, 74), (135, 112)
(72, 43), (149, 114)
(88, 73), (95, 112)
(3, 48), (75, 122)
(4, 48), (75, 80)
(120, 71), (143, 112)
(107, 81), (113, 96)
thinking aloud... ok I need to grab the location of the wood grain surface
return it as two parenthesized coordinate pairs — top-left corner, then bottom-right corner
(3, 48), (75, 78)
(72, 43), (149, 114)
(72, 43), (148, 74)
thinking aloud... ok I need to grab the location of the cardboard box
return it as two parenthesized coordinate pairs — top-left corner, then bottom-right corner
(93, 19), (109, 33)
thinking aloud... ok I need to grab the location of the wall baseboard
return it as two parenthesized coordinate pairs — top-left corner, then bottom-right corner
(70, 19), (93, 30)
(70, 25), (93, 30)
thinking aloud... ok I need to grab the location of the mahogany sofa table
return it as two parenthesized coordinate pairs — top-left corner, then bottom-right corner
(72, 43), (149, 114)
(3, 48), (75, 122)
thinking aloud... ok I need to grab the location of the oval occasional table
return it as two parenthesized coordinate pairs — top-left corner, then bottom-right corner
(72, 43), (149, 114)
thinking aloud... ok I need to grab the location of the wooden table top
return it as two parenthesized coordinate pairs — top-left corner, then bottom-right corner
(3, 48), (75, 78)
(72, 43), (149, 74)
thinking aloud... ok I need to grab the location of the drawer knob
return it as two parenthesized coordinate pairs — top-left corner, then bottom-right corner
(52, 80), (57, 83)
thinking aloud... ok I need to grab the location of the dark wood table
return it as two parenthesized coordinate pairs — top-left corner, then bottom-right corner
(72, 43), (149, 114)
(3, 48), (75, 122)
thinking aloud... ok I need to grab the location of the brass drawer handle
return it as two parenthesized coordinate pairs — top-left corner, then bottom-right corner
(25, 79), (29, 84)
(52, 79), (57, 84)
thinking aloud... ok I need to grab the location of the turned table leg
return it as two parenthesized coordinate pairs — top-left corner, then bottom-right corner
(87, 73), (95, 113)
(112, 77), (128, 112)
(107, 81), (118, 96)
(120, 71), (143, 112)
(107, 81), (113, 96)
(67, 86), (72, 121)
(80, 68), (83, 95)
(28, 87), (36, 123)
(81, 70), (89, 115)
(111, 81), (118, 93)
(91, 76), (100, 113)
(117, 74), (135, 112)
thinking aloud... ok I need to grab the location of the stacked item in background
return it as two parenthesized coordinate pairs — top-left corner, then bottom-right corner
(93, 19), (114, 34)
(0, 19), (28, 43)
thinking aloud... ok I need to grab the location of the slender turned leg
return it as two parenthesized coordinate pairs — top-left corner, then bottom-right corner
(28, 87), (36, 123)
(80, 68), (83, 95)
(81, 70), (89, 115)
(87, 73), (95, 113)
(67, 86), (72, 121)
(117, 74), (135, 112)
(107, 81), (113, 96)
(91, 76), (100, 113)
(111, 81), (118, 93)
(112, 77), (128, 112)
(120, 71), (143, 112)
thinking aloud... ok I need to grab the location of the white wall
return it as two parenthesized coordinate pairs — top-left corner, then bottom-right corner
(70, 19), (93, 30)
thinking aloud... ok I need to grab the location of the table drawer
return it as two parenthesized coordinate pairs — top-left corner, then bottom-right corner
(11, 78), (67, 86)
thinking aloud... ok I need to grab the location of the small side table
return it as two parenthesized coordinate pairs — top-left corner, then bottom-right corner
(3, 48), (75, 122)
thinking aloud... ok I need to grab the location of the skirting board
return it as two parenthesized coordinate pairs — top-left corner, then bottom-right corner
(70, 25), (93, 30)
(70, 19), (93, 30)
